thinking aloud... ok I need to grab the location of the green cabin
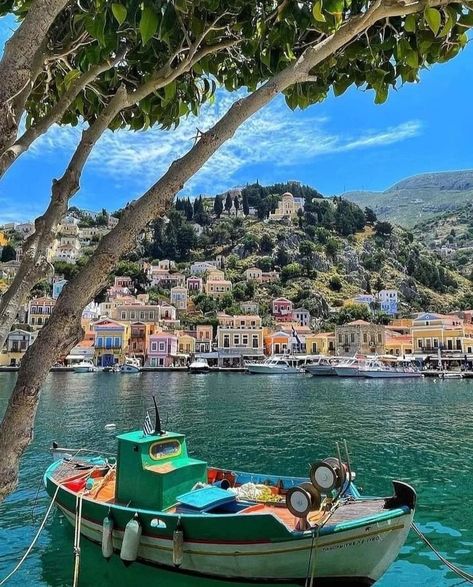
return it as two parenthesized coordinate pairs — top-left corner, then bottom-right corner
(115, 430), (208, 510)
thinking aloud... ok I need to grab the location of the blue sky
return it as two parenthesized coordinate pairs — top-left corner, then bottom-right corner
(0, 14), (472, 223)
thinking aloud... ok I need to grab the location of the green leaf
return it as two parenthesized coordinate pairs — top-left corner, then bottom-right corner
(111, 3), (127, 26)
(324, 0), (344, 17)
(374, 85), (388, 105)
(63, 69), (81, 90)
(458, 10), (473, 29)
(404, 14), (416, 33)
(424, 7), (441, 36)
(312, 1), (326, 22)
(163, 80), (177, 103)
(139, 5), (159, 45)
(405, 50), (419, 69)
(85, 14), (106, 45)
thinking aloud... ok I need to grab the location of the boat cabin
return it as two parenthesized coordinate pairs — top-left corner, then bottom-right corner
(116, 430), (207, 510)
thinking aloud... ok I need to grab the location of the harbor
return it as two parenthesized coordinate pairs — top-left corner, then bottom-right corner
(0, 371), (472, 586)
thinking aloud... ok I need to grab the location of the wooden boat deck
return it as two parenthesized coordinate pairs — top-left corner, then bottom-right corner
(51, 462), (389, 531)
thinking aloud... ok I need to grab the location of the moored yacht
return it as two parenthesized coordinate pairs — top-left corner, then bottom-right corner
(334, 356), (366, 377)
(305, 355), (338, 376)
(246, 355), (307, 374)
(73, 360), (98, 373)
(120, 357), (141, 373)
(361, 358), (423, 379)
(188, 358), (210, 373)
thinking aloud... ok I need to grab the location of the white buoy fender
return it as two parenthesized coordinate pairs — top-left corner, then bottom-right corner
(173, 518), (184, 567)
(102, 516), (114, 559)
(120, 515), (142, 565)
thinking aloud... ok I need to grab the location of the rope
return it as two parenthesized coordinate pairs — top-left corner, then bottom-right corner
(0, 483), (61, 586)
(411, 523), (473, 584)
(72, 493), (84, 587)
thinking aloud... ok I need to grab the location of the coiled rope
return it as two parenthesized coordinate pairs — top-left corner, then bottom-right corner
(0, 483), (61, 586)
(411, 523), (473, 584)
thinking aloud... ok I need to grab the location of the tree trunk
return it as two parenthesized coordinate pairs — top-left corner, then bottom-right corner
(0, 0), (450, 500)
(0, 0), (70, 155)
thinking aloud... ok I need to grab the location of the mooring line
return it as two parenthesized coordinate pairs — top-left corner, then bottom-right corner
(411, 523), (473, 584)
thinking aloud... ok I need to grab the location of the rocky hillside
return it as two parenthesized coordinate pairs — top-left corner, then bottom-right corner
(137, 182), (472, 319)
(412, 202), (473, 280)
(343, 170), (473, 228)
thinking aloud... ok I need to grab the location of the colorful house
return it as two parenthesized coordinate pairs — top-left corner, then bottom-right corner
(127, 322), (152, 364)
(384, 331), (413, 356)
(0, 329), (38, 366)
(411, 312), (471, 354)
(272, 297), (293, 322)
(93, 318), (127, 367)
(170, 287), (188, 311)
(305, 332), (335, 355)
(205, 279), (232, 298)
(186, 276), (203, 293)
(178, 333), (196, 355)
(335, 320), (385, 356)
(293, 307), (311, 327)
(147, 332), (178, 367)
(264, 331), (291, 355)
(195, 325), (213, 353)
(244, 267), (262, 282)
(28, 296), (55, 329)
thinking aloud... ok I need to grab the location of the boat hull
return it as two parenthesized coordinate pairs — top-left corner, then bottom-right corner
(247, 365), (301, 374)
(305, 365), (336, 376)
(120, 365), (141, 373)
(362, 371), (423, 379)
(44, 462), (414, 584)
(334, 367), (360, 377)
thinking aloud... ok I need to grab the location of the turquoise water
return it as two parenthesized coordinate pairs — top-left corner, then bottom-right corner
(0, 372), (472, 586)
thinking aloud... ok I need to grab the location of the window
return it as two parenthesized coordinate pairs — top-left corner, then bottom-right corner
(378, 333), (382, 343)
(338, 334), (342, 343)
(130, 312), (136, 320)
(344, 335), (348, 345)
(105, 337), (112, 349)
(233, 334), (240, 345)
(159, 342), (165, 351)
(151, 342), (157, 351)
(252, 336), (259, 348)
(363, 333), (367, 343)
(97, 337), (103, 347)
(223, 335), (230, 348)
(114, 337), (120, 347)
(140, 312), (145, 320)
(350, 333), (355, 343)
(121, 312), (126, 320)
(418, 339), (423, 348)
(242, 335), (248, 345)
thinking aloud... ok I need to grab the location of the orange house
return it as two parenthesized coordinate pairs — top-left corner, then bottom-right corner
(264, 331), (291, 355)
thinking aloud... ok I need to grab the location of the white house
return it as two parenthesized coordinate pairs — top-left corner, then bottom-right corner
(293, 307), (311, 327)
(170, 287), (188, 311)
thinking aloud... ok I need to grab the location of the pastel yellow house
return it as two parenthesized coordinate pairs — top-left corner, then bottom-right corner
(178, 333), (196, 355)
(305, 332), (335, 355)
(411, 312), (472, 354)
(205, 279), (232, 298)
(384, 331), (413, 356)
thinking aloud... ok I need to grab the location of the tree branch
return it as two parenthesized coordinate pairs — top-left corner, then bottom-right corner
(0, 0), (70, 155)
(0, 47), (127, 179)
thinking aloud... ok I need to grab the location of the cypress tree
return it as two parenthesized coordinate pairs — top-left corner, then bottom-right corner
(242, 192), (250, 215)
(213, 195), (223, 218)
(225, 192), (233, 215)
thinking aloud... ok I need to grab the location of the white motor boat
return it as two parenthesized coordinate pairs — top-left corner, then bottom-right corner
(438, 371), (464, 379)
(246, 355), (305, 374)
(361, 358), (423, 379)
(334, 356), (366, 377)
(188, 358), (210, 373)
(120, 357), (141, 373)
(305, 356), (337, 376)
(73, 360), (98, 373)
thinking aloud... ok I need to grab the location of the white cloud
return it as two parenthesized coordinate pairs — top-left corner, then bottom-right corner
(28, 92), (423, 198)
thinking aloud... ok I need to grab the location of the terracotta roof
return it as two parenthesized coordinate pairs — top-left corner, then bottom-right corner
(346, 320), (372, 326)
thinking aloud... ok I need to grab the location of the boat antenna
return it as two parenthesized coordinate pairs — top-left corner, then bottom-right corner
(152, 395), (164, 435)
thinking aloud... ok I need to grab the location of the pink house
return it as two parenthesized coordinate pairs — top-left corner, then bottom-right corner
(272, 297), (294, 322)
(147, 332), (178, 367)
(186, 276), (203, 293)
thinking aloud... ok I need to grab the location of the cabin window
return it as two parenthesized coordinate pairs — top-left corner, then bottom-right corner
(149, 439), (181, 460)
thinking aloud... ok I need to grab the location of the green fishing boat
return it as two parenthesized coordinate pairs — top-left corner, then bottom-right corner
(44, 402), (416, 584)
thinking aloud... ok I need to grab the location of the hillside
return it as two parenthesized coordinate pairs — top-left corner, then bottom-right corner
(343, 170), (473, 228)
(136, 182), (472, 320)
(412, 202), (473, 279)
